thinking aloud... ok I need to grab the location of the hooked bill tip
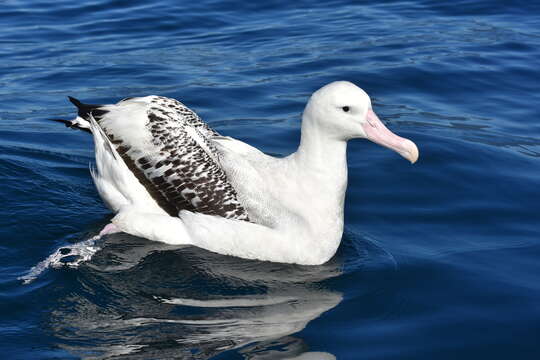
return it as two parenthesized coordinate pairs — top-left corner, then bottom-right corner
(406, 139), (419, 164)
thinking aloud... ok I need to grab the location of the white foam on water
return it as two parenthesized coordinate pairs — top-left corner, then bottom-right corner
(19, 235), (101, 284)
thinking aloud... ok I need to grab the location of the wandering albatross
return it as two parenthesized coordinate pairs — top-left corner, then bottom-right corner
(54, 81), (418, 266)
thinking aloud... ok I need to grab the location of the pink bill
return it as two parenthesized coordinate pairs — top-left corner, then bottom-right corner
(362, 109), (419, 163)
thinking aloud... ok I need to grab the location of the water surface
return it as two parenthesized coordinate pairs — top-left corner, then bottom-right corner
(1, 0), (539, 359)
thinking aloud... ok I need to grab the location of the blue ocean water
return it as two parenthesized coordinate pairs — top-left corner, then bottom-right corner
(1, 0), (539, 358)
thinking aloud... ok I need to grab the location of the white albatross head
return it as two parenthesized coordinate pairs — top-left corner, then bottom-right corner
(303, 81), (419, 163)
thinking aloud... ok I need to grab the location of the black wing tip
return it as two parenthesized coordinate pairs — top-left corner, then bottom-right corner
(49, 118), (91, 133)
(50, 118), (72, 127)
(66, 96), (108, 120)
(67, 96), (82, 107)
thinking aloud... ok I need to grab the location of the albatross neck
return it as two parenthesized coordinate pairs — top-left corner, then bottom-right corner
(290, 117), (348, 255)
(294, 118), (348, 177)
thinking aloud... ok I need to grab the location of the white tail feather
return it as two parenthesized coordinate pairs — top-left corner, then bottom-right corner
(88, 115), (164, 214)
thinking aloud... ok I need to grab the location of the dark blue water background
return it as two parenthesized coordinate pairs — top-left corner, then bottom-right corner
(1, 0), (539, 359)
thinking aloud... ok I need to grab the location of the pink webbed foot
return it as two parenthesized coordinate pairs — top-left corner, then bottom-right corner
(99, 223), (121, 237)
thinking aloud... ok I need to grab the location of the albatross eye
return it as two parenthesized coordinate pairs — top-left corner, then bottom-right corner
(342, 106), (350, 112)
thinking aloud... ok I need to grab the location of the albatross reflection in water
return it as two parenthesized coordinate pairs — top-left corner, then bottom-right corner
(48, 230), (395, 359)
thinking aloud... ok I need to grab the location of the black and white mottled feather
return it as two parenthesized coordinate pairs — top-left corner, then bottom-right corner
(65, 95), (250, 221)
